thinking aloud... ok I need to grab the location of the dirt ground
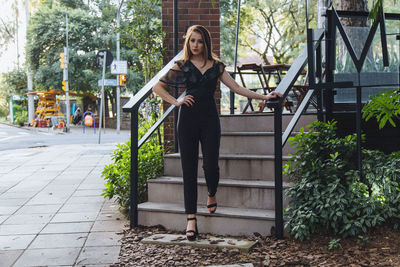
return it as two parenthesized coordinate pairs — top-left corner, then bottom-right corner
(111, 223), (400, 266)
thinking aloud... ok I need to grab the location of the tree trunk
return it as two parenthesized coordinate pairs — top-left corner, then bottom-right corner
(317, 0), (329, 28)
(336, 0), (371, 70)
(336, 0), (369, 26)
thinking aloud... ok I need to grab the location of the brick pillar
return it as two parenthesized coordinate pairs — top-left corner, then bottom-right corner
(162, 0), (221, 153)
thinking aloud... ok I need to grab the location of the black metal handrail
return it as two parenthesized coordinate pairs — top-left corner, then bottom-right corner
(122, 50), (184, 228)
(267, 6), (399, 239)
(265, 29), (324, 239)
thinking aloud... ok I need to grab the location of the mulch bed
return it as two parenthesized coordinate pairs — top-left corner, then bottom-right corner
(111, 224), (400, 266)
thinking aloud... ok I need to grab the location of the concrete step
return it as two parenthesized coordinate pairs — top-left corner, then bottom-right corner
(148, 176), (291, 210)
(164, 153), (290, 181)
(138, 202), (276, 236)
(220, 132), (296, 155)
(220, 113), (317, 133)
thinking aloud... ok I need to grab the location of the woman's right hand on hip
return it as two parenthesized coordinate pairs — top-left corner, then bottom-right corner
(177, 95), (195, 107)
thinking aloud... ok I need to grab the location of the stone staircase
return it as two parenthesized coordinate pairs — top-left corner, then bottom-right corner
(138, 114), (316, 236)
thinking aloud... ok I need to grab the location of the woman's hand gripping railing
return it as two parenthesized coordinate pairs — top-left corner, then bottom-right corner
(122, 50), (184, 228)
(265, 29), (324, 239)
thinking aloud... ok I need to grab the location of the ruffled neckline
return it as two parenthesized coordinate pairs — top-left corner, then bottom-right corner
(188, 60), (217, 76)
(177, 60), (221, 83)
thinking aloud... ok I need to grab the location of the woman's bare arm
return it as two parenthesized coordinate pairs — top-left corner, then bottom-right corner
(220, 70), (282, 101)
(152, 65), (195, 107)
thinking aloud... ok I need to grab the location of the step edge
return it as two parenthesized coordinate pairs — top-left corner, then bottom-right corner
(164, 153), (292, 160)
(148, 176), (292, 189)
(138, 202), (275, 221)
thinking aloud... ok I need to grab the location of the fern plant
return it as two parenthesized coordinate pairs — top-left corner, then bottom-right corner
(362, 89), (400, 129)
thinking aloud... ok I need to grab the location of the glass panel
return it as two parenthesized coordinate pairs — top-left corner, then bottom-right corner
(334, 22), (400, 103)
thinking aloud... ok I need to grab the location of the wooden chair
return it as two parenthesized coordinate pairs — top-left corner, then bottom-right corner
(237, 63), (294, 113)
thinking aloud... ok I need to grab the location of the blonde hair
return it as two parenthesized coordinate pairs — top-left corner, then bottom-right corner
(181, 25), (219, 66)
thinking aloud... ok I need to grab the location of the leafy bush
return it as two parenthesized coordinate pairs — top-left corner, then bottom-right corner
(13, 103), (28, 126)
(362, 89), (400, 129)
(102, 115), (164, 215)
(284, 120), (400, 240)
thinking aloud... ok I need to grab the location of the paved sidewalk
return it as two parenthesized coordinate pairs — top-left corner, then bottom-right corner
(0, 143), (128, 266)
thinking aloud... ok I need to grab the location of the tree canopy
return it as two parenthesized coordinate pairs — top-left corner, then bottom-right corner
(220, 0), (317, 65)
(26, 0), (146, 95)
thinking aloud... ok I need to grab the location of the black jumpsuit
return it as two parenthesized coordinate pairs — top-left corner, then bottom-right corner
(160, 60), (225, 214)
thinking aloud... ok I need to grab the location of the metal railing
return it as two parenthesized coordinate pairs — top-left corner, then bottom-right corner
(122, 50), (185, 228)
(266, 5), (400, 239)
(266, 29), (325, 239)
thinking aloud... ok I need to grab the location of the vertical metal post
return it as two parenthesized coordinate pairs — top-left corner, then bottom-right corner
(116, 0), (124, 134)
(231, 0), (242, 114)
(274, 104), (283, 239)
(130, 107), (139, 227)
(316, 42), (324, 121)
(397, 34), (400, 88)
(26, 0), (34, 124)
(307, 29), (315, 88)
(65, 14), (70, 132)
(325, 10), (335, 122)
(173, 0), (179, 152)
(98, 52), (107, 144)
(356, 73), (363, 180)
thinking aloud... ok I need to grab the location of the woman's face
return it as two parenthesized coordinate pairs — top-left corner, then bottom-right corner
(189, 31), (204, 57)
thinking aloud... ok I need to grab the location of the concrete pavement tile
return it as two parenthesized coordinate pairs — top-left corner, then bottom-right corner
(75, 265), (109, 267)
(85, 232), (122, 247)
(26, 195), (70, 205)
(100, 201), (119, 212)
(3, 214), (54, 225)
(0, 235), (36, 250)
(62, 170), (92, 177)
(75, 246), (120, 265)
(0, 206), (21, 215)
(58, 203), (103, 213)
(9, 182), (48, 192)
(44, 184), (80, 191)
(15, 204), (62, 215)
(0, 187), (9, 194)
(0, 191), (37, 199)
(49, 179), (83, 186)
(72, 189), (104, 197)
(0, 215), (9, 224)
(77, 183), (105, 190)
(65, 196), (105, 204)
(51, 212), (98, 223)
(41, 222), (93, 234)
(29, 233), (88, 249)
(0, 249), (24, 267)
(0, 198), (28, 206)
(96, 211), (124, 221)
(12, 247), (81, 267)
(0, 224), (45, 235)
(33, 191), (73, 199)
(91, 219), (127, 232)
(41, 188), (75, 195)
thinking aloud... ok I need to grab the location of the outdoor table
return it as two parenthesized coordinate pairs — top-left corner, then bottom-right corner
(237, 63), (297, 113)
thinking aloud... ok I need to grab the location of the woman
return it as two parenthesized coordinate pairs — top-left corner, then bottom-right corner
(153, 25), (282, 241)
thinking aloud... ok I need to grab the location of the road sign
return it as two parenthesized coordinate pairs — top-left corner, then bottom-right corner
(98, 79), (118, 87)
(110, 60), (128, 74)
(96, 50), (113, 67)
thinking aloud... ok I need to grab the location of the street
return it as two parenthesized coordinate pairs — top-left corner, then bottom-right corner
(0, 123), (131, 151)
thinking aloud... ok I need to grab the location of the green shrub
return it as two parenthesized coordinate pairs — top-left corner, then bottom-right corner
(284, 120), (400, 240)
(13, 103), (28, 126)
(101, 116), (164, 216)
(362, 89), (400, 129)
